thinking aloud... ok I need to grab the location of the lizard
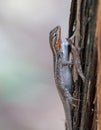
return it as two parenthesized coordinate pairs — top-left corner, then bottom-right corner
(49, 26), (73, 130)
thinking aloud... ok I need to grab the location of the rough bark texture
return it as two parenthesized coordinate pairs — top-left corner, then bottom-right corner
(68, 0), (98, 130)
(96, 0), (101, 130)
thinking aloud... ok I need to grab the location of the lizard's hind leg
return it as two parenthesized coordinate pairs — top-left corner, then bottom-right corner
(64, 88), (80, 107)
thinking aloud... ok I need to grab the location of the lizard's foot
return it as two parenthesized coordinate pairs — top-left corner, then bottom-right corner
(72, 97), (80, 101)
(66, 95), (80, 107)
(71, 102), (77, 107)
(64, 90), (80, 107)
(71, 97), (80, 108)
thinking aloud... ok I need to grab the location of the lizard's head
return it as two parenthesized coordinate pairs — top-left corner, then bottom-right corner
(49, 26), (62, 54)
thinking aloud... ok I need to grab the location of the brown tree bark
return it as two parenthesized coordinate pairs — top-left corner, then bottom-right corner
(68, 0), (98, 130)
(96, 0), (101, 130)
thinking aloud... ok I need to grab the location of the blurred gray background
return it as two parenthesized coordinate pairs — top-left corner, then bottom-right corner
(0, 0), (71, 130)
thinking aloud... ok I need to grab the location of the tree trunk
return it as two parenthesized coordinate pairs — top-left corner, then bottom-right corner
(96, 0), (101, 130)
(68, 0), (98, 129)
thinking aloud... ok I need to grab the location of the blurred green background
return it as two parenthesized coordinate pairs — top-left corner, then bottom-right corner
(0, 0), (71, 130)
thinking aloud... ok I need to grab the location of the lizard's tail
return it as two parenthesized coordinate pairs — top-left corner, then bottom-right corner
(64, 99), (72, 130)
(57, 90), (72, 130)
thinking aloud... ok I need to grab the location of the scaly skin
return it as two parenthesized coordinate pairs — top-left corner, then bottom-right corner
(49, 26), (73, 130)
